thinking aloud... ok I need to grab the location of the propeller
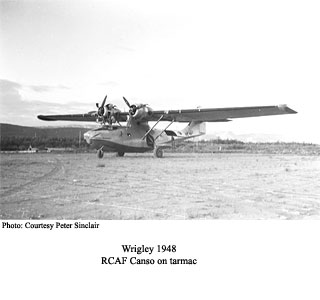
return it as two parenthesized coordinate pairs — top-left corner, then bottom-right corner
(123, 96), (141, 116)
(123, 97), (135, 115)
(96, 95), (108, 117)
(90, 94), (128, 125)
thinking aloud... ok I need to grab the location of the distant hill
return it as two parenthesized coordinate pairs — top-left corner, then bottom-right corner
(0, 123), (95, 139)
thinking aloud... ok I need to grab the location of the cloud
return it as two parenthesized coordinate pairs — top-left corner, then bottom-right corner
(0, 79), (24, 115)
(0, 79), (23, 99)
(0, 79), (92, 126)
(28, 84), (70, 93)
(0, 79), (22, 90)
(0, 79), (70, 98)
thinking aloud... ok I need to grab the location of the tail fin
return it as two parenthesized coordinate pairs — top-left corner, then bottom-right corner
(181, 121), (206, 137)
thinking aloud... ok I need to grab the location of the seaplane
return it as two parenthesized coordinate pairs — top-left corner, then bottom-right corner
(37, 95), (297, 158)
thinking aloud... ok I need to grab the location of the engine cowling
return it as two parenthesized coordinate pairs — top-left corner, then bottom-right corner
(130, 104), (153, 121)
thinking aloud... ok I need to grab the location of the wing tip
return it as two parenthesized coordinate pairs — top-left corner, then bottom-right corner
(278, 104), (298, 114)
(37, 115), (56, 121)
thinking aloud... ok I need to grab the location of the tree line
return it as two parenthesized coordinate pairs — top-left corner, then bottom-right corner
(0, 136), (88, 151)
(0, 135), (245, 151)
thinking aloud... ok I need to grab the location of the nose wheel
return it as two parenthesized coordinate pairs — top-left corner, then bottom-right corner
(97, 148), (104, 159)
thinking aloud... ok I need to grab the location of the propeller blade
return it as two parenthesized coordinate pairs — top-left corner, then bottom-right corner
(123, 97), (131, 108)
(101, 95), (107, 108)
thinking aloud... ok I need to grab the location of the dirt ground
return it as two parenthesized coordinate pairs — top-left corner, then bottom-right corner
(1, 152), (320, 219)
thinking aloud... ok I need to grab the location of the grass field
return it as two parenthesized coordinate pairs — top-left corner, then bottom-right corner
(1, 152), (320, 219)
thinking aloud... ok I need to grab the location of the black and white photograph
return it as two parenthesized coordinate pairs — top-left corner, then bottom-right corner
(1, 0), (320, 299)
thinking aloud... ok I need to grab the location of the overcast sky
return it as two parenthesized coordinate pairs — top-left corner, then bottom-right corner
(1, 0), (319, 143)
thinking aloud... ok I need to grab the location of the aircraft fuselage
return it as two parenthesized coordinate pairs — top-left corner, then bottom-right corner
(83, 120), (205, 155)
(84, 123), (168, 153)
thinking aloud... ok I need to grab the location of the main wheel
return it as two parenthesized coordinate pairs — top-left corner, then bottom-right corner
(154, 147), (164, 158)
(97, 149), (104, 159)
(116, 152), (125, 157)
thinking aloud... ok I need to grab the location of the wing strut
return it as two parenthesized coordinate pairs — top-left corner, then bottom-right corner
(154, 120), (175, 142)
(142, 114), (164, 140)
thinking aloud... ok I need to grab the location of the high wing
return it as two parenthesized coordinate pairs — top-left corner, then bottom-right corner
(37, 112), (128, 122)
(37, 113), (97, 122)
(37, 104), (297, 123)
(148, 104), (297, 122)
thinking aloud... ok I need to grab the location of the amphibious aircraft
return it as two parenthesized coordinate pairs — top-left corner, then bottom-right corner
(38, 95), (297, 158)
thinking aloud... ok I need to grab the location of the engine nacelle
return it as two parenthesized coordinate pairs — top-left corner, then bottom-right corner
(130, 104), (153, 121)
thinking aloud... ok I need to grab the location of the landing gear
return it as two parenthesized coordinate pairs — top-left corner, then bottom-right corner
(116, 152), (125, 157)
(154, 147), (164, 158)
(97, 148), (104, 159)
